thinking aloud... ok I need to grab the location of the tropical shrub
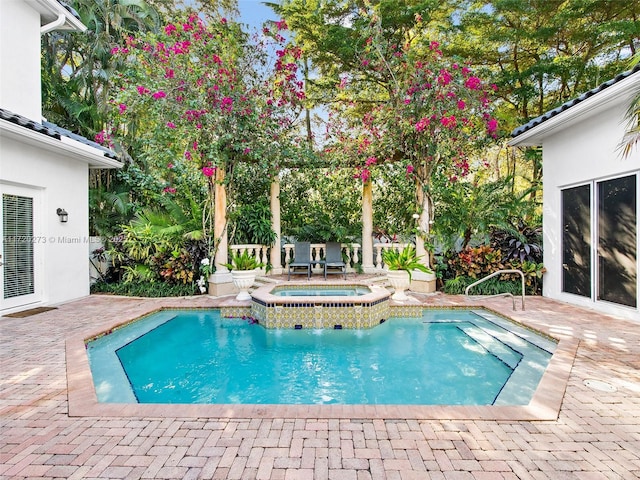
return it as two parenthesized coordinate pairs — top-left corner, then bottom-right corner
(228, 199), (277, 246)
(447, 245), (505, 279)
(443, 275), (526, 296)
(491, 222), (543, 264)
(443, 244), (545, 295)
(91, 280), (198, 297)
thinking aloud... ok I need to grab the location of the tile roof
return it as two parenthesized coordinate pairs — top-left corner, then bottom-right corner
(0, 108), (118, 160)
(511, 64), (640, 138)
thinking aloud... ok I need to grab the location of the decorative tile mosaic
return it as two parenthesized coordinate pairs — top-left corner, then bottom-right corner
(220, 306), (252, 319)
(251, 300), (390, 329)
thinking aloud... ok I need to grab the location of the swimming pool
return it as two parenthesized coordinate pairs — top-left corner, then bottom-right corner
(87, 308), (555, 406)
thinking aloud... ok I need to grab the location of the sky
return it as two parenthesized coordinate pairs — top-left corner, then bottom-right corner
(237, 0), (279, 31)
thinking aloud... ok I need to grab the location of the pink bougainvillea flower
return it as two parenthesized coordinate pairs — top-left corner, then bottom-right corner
(164, 24), (177, 35)
(275, 19), (288, 30)
(94, 130), (107, 144)
(465, 76), (482, 90)
(487, 118), (498, 135)
(167, 163), (174, 169)
(137, 85), (150, 95)
(457, 100), (466, 110)
(163, 186), (176, 194)
(166, 121), (176, 128)
(441, 115), (457, 129)
(152, 90), (166, 99)
(361, 59), (370, 66)
(438, 69), (452, 86)
(415, 117), (430, 132)
(118, 103), (127, 114)
(165, 68), (175, 78)
(184, 150), (192, 160)
(202, 166), (216, 177)
(406, 164), (415, 174)
(243, 147), (251, 155)
(220, 97), (233, 112)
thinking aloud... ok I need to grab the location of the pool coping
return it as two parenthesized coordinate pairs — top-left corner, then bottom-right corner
(66, 303), (579, 421)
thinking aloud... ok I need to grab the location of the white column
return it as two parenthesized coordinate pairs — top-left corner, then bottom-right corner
(361, 179), (376, 273)
(208, 166), (234, 296)
(411, 177), (436, 293)
(270, 176), (283, 274)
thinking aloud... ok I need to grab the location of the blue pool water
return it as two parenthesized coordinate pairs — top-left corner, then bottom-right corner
(271, 285), (371, 296)
(87, 309), (555, 405)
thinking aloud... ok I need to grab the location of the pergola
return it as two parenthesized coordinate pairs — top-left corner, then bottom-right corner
(207, 166), (435, 296)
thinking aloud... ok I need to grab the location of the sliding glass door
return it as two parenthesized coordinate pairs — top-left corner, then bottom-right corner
(561, 173), (638, 309)
(598, 175), (637, 307)
(562, 184), (592, 297)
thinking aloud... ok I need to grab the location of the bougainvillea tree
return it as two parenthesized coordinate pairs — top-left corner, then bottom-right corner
(325, 11), (498, 264)
(104, 11), (306, 255)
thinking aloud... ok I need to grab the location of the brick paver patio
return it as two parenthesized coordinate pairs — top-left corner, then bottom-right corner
(1, 288), (639, 479)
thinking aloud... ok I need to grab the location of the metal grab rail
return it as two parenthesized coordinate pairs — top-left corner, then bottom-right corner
(464, 269), (525, 310)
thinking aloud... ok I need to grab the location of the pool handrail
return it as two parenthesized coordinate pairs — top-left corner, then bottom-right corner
(464, 269), (525, 310)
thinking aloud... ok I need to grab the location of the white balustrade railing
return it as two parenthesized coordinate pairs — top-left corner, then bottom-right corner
(228, 242), (411, 276)
(283, 243), (361, 274)
(373, 243), (409, 270)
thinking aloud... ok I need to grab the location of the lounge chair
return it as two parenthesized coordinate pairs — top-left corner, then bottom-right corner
(288, 242), (312, 280)
(324, 242), (346, 279)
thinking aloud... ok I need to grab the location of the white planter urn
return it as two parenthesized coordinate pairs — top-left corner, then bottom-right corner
(231, 269), (257, 301)
(387, 270), (411, 301)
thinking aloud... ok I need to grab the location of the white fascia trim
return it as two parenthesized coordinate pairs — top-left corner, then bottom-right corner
(27, 0), (87, 33)
(0, 119), (122, 169)
(509, 72), (640, 147)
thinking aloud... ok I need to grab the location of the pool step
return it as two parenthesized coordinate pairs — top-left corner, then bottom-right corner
(249, 275), (281, 292)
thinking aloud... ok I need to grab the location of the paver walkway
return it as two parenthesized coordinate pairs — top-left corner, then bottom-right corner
(1, 290), (639, 479)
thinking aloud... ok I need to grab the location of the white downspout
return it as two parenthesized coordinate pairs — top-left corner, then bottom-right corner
(40, 14), (65, 35)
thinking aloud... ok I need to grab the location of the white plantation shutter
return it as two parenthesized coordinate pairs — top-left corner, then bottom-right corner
(3, 194), (34, 299)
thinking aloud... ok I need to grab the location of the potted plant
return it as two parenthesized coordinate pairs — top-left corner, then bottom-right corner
(381, 244), (432, 301)
(223, 250), (265, 301)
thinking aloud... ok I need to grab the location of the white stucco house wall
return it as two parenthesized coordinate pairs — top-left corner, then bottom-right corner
(0, 0), (121, 315)
(510, 67), (640, 322)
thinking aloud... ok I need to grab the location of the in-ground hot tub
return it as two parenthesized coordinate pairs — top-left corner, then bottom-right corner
(271, 285), (372, 297)
(250, 282), (391, 329)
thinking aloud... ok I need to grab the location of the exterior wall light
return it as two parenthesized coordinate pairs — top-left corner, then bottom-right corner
(56, 208), (68, 223)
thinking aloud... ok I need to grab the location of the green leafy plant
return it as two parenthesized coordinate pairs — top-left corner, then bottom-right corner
(91, 280), (197, 297)
(516, 260), (546, 294)
(381, 245), (433, 280)
(443, 276), (525, 296)
(223, 250), (265, 271)
(229, 199), (277, 246)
